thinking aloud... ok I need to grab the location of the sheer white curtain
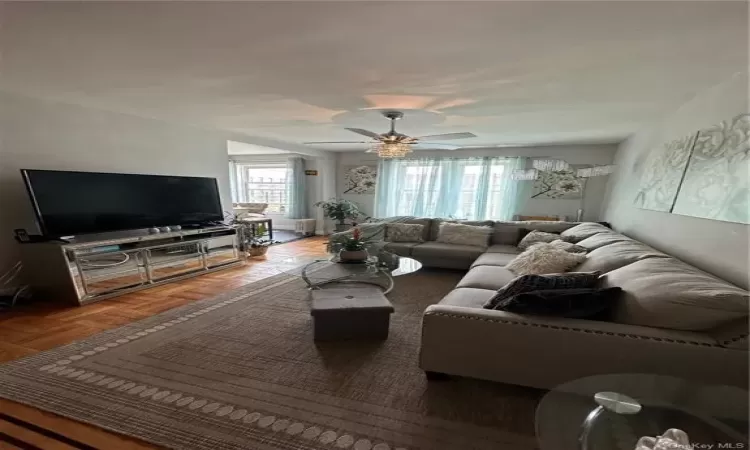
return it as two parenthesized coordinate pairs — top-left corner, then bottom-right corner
(374, 156), (526, 220)
(286, 157), (307, 219)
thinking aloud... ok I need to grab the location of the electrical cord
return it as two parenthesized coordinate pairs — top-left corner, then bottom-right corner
(0, 261), (28, 310)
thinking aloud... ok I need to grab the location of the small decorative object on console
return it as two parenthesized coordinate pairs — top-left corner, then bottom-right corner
(338, 227), (369, 262)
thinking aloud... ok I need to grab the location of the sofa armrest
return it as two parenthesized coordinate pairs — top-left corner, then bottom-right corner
(420, 305), (747, 388)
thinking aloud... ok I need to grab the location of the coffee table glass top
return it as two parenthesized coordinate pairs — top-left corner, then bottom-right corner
(276, 251), (421, 294)
(535, 374), (748, 450)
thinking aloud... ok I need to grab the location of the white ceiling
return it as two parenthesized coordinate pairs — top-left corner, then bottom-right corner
(0, 1), (747, 153)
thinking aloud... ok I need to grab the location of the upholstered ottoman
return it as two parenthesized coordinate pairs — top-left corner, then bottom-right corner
(310, 286), (394, 341)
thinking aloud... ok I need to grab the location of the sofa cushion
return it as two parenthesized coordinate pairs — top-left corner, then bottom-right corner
(438, 287), (497, 309)
(430, 219), (494, 241)
(491, 221), (522, 245)
(575, 240), (669, 274)
(471, 252), (519, 268)
(486, 244), (521, 254)
(411, 242), (486, 263)
(560, 222), (611, 242)
(383, 242), (420, 257)
(576, 231), (633, 250)
(484, 272), (602, 309)
(456, 266), (518, 291)
(436, 222), (493, 247)
(385, 223), (425, 243)
(506, 243), (587, 276)
(601, 258), (750, 331)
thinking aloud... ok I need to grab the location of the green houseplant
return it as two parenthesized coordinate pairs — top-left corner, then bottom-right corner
(313, 198), (362, 232)
(229, 213), (273, 257)
(246, 223), (272, 257)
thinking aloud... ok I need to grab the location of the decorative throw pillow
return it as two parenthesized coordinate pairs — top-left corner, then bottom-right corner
(517, 230), (560, 250)
(517, 229), (574, 249)
(385, 223), (424, 242)
(492, 287), (623, 320)
(506, 243), (587, 276)
(483, 271), (601, 309)
(547, 239), (588, 254)
(436, 222), (493, 247)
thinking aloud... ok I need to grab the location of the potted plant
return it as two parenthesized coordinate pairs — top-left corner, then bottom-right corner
(246, 223), (272, 257)
(228, 213), (273, 257)
(339, 227), (369, 262)
(313, 198), (362, 232)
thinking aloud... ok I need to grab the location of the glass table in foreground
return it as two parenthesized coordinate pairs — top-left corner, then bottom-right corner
(535, 373), (748, 450)
(276, 252), (422, 294)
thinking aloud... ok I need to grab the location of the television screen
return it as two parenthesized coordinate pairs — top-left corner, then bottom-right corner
(21, 169), (224, 237)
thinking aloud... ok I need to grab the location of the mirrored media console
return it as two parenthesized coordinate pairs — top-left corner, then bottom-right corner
(19, 226), (242, 305)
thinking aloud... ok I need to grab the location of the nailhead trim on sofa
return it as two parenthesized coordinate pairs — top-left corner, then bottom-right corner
(424, 311), (722, 348)
(719, 333), (749, 346)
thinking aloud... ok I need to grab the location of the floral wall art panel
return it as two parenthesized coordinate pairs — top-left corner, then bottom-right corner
(671, 114), (750, 224)
(633, 133), (697, 212)
(531, 169), (586, 199)
(343, 165), (378, 194)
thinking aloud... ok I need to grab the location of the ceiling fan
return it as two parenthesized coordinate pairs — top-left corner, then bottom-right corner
(304, 111), (477, 157)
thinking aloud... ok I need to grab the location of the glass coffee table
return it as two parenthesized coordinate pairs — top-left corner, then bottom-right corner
(277, 251), (421, 295)
(535, 373), (748, 450)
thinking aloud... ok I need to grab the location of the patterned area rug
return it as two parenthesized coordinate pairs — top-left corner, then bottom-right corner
(0, 270), (541, 450)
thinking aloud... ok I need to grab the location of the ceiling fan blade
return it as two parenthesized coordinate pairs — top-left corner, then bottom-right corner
(412, 143), (462, 150)
(415, 132), (477, 141)
(345, 128), (383, 139)
(304, 141), (370, 144)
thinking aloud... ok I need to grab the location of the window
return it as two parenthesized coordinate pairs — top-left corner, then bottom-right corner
(232, 163), (290, 213)
(375, 157), (522, 220)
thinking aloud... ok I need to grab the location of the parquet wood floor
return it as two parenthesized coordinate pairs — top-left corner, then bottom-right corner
(0, 236), (329, 449)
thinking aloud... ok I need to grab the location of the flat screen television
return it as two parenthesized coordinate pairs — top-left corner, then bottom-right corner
(21, 169), (224, 237)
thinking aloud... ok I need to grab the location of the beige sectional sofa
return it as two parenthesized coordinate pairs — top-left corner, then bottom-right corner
(417, 221), (749, 389)
(335, 218), (749, 389)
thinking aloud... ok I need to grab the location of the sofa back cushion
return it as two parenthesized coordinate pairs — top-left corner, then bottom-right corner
(576, 231), (633, 250)
(430, 219), (493, 241)
(560, 222), (611, 242)
(601, 258), (750, 331)
(436, 222), (493, 247)
(491, 221), (579, 245)
(575, 240), (668, 274)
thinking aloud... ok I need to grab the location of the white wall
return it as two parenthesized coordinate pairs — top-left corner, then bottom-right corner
(602, 72), (749, 289)
(0, 92), (235, 273)
(337, 145), (617, 221)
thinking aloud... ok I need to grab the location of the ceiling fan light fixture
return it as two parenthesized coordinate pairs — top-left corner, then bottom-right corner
(511, 169), (539, 181)
(532, 159), (570, 172)
(374, 142), (411, 158)
(577, 164), (616, 178)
